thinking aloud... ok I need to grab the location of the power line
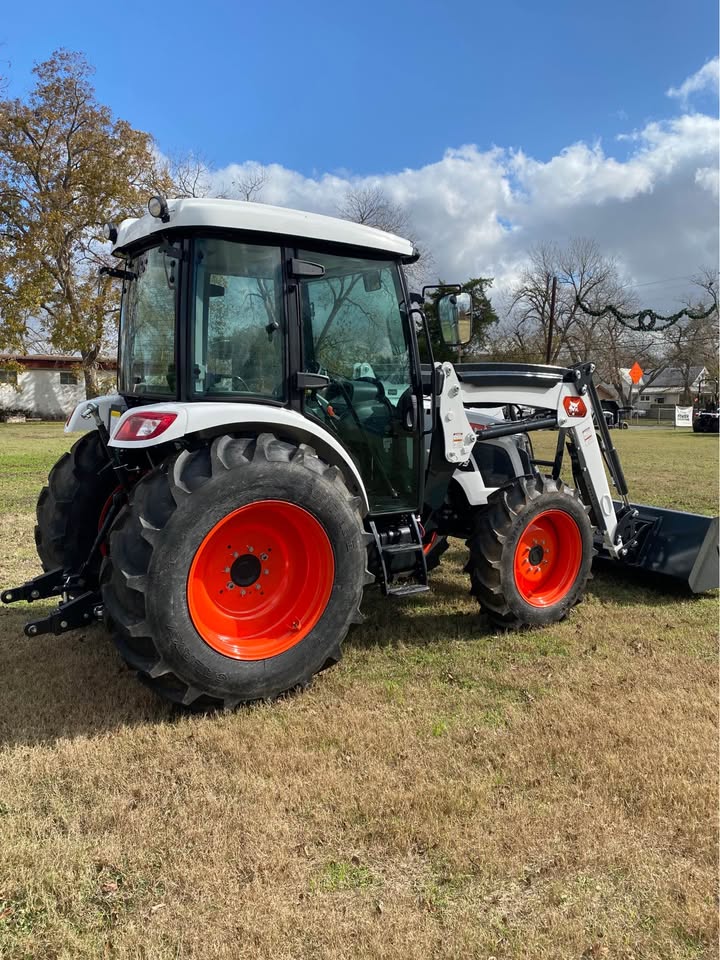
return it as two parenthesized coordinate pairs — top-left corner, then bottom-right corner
(626, 275), (694, 288)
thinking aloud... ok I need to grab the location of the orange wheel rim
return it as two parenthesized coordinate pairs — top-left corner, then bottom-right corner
(187, 500), (334, 660)
(513, 509), (582, 607)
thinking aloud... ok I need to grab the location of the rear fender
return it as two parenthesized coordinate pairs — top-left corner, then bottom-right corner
(108, 401), (369, 515)
(64, 394), (127, 434)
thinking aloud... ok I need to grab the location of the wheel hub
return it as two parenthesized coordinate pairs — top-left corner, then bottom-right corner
(230, 553), (261, 587)
(527, 544), (544, 566)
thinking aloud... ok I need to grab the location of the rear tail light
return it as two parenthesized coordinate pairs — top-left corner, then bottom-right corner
(114, 411), (177, 441)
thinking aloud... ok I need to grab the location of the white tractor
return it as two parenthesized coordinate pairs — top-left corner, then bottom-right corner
(3, 197), (717, 708)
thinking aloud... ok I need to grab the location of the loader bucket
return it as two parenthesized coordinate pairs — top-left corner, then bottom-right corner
(595, 502), (719, 594)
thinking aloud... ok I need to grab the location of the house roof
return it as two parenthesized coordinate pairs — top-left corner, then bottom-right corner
(642, 366), (707, 389)
(113, 198), (417, 260)
(0, 354), (117, 370)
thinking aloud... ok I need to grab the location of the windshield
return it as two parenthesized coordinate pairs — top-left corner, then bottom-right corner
(191, 239), (285, 399)
(119, 245), (177, 396)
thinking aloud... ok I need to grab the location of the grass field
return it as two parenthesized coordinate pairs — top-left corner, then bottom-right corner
(0, 423), (717, 959)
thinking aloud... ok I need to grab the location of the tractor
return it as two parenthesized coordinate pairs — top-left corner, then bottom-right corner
(3, 197), (718, 709)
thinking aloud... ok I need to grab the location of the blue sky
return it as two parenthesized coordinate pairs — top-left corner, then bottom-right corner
(1, 1), (718, 305)
(1, 0), (717, 174)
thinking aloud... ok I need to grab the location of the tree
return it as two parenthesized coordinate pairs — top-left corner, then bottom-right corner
(0, 50), (172, 397)
(337, 185), (410, 235)
(505, 238), (634, 365)
(655, 268), (720, 399)
(171, 150), (228, 199)
(337, 185), (433, 287)
(233, 164), (268, 202)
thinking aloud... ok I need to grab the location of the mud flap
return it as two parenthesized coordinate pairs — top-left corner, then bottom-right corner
(594, 502), (719, 594)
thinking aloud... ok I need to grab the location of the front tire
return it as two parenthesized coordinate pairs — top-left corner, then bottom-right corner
(467, 476), (593, 629)
(101, 433), (368, 708)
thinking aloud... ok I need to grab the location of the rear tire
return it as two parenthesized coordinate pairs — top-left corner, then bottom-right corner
(35, 430), (117, 584)
(467, 476), (593, 629)
(101, 433), (368, 708)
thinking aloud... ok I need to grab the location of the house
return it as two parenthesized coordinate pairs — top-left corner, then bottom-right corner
(633, 366), (710, 409)
(0, 355), (117, 421)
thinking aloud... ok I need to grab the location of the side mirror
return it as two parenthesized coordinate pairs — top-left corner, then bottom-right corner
(438, 291), (472, 345)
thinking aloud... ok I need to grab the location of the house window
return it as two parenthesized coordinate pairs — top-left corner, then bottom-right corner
(639, 394), (651, 402)
(60, 372), (79, 385)
(655, 397), (665, 404)
(0, 368), (18, 385)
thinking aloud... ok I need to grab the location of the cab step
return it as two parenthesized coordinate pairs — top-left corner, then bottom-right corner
(386, 583), (431, 598)
(368, 516), (430, 597)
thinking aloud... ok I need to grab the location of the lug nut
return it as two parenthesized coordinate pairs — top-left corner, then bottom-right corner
(30, 589), (40, 599)
(226, 582), (234, 590)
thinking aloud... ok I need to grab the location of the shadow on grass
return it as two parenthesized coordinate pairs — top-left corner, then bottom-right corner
(0, 561), (709, 748)
(0, 604), (174, 749)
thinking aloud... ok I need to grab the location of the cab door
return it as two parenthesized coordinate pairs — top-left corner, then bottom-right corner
(297, 250), (422, 514)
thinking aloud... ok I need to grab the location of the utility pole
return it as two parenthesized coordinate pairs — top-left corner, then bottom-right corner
(545, 275), (557, 364)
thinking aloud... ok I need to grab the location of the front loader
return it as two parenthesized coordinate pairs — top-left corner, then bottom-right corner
(3, 197), (717, 708)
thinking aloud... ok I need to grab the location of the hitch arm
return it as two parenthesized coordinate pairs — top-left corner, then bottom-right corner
(23, 591), (102, 638)
(2, 569), (65, 604)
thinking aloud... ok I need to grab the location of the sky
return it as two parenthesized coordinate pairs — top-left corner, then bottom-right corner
(1, 0), (718, 309)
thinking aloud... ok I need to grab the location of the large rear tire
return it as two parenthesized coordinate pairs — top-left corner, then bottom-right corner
(35, 430), (117, 584)
(467, 476), (593, 629)
(101, 433), (368, 708)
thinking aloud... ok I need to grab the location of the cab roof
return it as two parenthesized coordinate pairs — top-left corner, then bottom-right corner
(113, 197), (416, 260)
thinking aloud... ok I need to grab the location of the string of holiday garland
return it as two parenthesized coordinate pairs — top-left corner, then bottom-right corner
(576, 299), (716, 331)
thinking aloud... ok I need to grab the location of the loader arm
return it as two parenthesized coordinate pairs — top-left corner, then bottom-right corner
(436, 360), (627, 559)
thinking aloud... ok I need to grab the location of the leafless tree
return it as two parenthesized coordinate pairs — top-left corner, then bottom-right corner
(337, 186), (410, 236)
(171, 151), (229, 199)
(232, 164), (268, 202)
(337, 185), (433, 287)
(506, 239), (634, 364)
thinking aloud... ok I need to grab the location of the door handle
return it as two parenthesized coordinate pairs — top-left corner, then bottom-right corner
(404, 394), (418, 431)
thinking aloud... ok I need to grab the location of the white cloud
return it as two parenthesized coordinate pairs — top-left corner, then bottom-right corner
(187, 65), (719, 311)
(667, 57), (719, 106)
(695, 165), (719, 198)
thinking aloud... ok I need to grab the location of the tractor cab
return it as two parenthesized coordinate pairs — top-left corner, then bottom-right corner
(109, 197), (450, 515)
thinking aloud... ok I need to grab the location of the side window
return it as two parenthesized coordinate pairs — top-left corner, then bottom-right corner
(193, 240), (284, 399)
(120, 246), (177, 395)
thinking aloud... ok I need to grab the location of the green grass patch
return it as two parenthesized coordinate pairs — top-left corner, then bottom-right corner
(312, 860), (377, 893)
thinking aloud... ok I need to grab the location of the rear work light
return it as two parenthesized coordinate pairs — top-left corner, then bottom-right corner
(114, 411), (178, 441)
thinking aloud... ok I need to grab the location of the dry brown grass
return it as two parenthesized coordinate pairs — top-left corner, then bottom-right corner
(0, 425), (717, 959)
